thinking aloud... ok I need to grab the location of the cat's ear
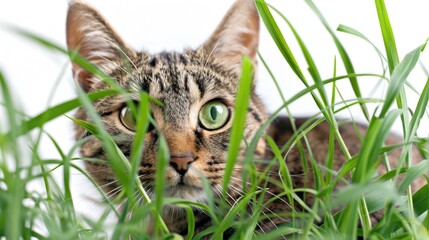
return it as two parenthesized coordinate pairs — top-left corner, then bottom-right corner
(66, 0), (136, 92)
(200, 0), (259, 75)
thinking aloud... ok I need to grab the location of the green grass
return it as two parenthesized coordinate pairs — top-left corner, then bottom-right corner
(1, 0), (429, 239)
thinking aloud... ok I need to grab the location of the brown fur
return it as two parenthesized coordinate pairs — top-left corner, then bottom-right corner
(67, 0), (425, 237)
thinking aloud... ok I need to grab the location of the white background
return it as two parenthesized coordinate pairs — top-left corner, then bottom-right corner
(1, 0), (429, 220)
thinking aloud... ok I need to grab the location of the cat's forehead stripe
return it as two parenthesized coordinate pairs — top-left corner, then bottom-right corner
(132, 51), (237, 99)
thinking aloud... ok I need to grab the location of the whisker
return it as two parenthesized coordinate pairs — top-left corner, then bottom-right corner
(90, 51), (137, 82)
(104, 38), (140, 74)
(98, 179), (120, 190)
(204, 39), (222, 67)
(105, 185), (123, 200)
(226, 185), (268, 235)
(229, 177), (293, 210)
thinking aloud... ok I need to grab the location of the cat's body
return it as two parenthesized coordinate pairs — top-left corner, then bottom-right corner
(67, 0), (424, 237)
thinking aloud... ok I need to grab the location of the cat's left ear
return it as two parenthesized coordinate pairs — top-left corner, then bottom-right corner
(66, 0), (136, 92)
(200, 0), (259, 75)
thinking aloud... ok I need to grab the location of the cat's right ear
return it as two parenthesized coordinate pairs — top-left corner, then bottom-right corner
(66, 1), (135, 92)
(199, 0), (259, 76)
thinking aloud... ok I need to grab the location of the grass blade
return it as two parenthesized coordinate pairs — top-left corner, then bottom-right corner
(337, 24), (387, 72)
(0, 71), (24, 240)
(375, 0), (399, 72)
(398, 161), (429, 193)
(222, 56), (253, 193)
(379, 44), (426, 118)
(305, 0), (370, 120)
(9, 89), (118, 137)
(255, 0), (306, 81)
(338, 110), (401, 238)
(406, 76), (429, 145)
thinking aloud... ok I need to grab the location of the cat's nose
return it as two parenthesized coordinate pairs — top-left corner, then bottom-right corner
(170, 154), (194, 176)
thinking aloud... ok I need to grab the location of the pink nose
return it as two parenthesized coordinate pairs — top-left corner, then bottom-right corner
(170, 154), (194, 176)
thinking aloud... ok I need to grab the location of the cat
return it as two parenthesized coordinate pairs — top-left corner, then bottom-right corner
(66, 0), (424, 237)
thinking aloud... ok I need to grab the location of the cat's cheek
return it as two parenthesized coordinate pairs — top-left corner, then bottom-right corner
(80, 138), (104, 158)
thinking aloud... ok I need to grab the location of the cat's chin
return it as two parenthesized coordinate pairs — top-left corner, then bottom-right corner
(164, 185), (208, 202)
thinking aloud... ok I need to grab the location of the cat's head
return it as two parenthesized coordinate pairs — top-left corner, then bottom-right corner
(67, 0), (267, 202)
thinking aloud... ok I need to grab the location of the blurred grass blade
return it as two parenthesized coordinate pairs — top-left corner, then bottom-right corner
(0, 71), (19, 142)
(4, 24), (126, 92)
(2, 23), (67, 54)
(333, 182), (397, 209)
(0, 71), (24, 240)
(412, 183), (429, 217)
(70, 117), (130, 187)
(398, 161), (429, 193)
(154, 135), (169, 236)
(67, 117), (99, 137)
(129, 94), (150, 198)
(73, 87), (169, 236)
(9, 89), (118, 137)
(222, 56), (253, 193)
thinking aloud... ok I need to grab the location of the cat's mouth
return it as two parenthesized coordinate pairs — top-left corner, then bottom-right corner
(164, 185), (206, 201)
(169, 176), (203, 190)
(164, 172), (207, 200)
(177, 176), (187, 185)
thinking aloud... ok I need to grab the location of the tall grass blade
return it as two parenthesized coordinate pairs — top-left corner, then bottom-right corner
(0, 71), (24, 240)
(154, 135), (169, 236)
(379, 44), (426, 118)
(257, 1), (357, 164)
(375, 0), (399, 72)
(266, 4), (327, 104)
(256, 0), (330, 123)
(338, 110), (401, 238)
(406, 76), (429, 142)
(9, 89), (118, 137)
(305, 0), (370, 120)
(398, 161), (429, 193)
(128, 94), (150, 200)
(255, 0), (306, 81)
(412, 183), (429, 217)
(337, 24), (387, 72)
(222, 56), (253, 193)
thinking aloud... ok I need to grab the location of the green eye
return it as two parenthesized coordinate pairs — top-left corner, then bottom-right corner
(120, 105), (155, 132)
(199, 101), (230, 130)
(120, 106), (136, 131)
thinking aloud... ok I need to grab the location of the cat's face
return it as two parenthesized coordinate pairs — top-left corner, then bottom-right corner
(67, 0), (267, 202)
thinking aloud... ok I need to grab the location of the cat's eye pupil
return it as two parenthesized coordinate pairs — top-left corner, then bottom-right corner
(210, 106), (218, 121)
(199, 101), (230, 130)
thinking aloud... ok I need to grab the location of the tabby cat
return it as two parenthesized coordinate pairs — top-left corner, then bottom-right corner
(66, 0), (423, 237)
